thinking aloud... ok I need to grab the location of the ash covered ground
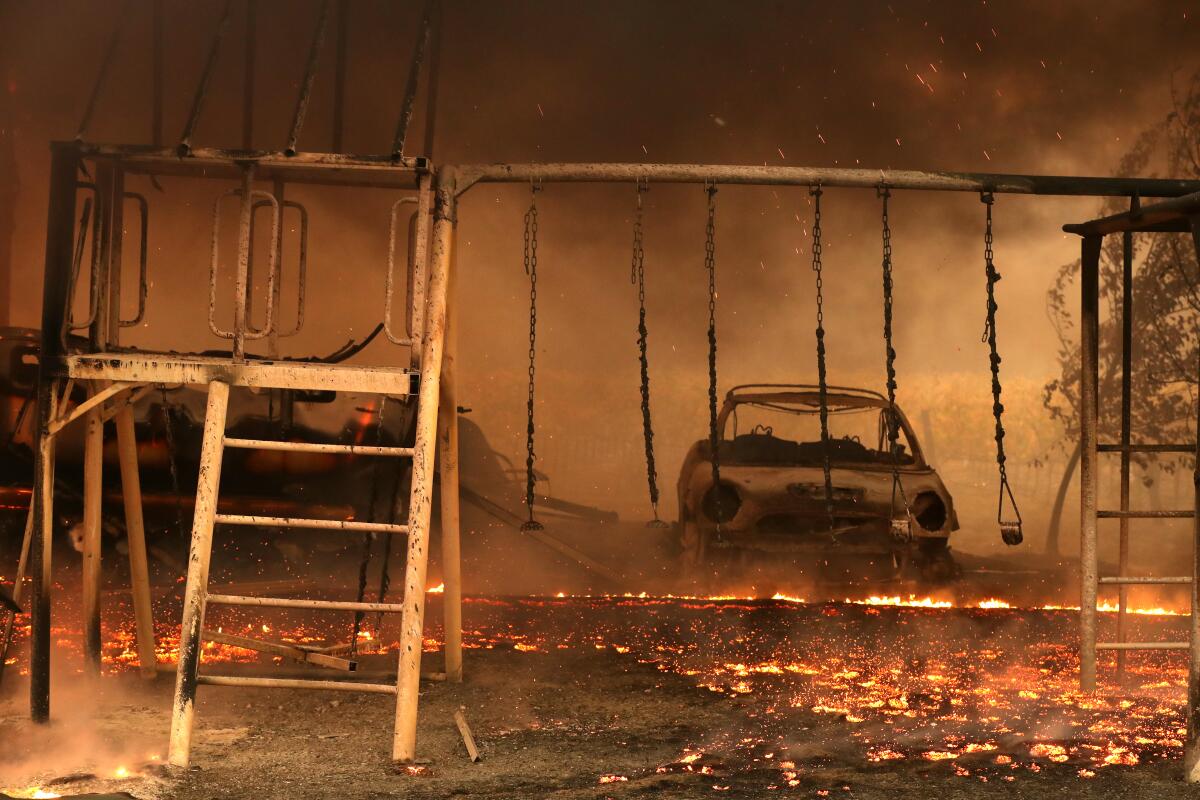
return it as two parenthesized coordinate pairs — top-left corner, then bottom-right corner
(2, 589), (1198, 799)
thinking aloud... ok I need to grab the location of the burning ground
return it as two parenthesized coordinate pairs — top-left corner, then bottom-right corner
(1, 590), (1197, 799)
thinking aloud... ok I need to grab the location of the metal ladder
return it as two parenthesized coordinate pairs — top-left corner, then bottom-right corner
(1069, 197), (1200, 783)
(167, 377), (420, 766)
(168, 171), (457, 769)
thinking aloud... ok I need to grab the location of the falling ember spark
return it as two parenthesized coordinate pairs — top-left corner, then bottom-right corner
(983, 150), (991, 161)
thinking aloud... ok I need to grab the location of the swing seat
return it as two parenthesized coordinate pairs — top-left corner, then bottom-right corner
(520, 519), (545, 532)
(645, 518), (670, 530)
(888, 516), (912, 542)
(1000, 520), (1023, 546)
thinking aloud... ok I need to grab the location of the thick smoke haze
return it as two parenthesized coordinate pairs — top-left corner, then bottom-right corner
(1, 1), (1198, 578)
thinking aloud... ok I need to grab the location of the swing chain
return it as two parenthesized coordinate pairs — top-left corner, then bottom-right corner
(632, 180), (662, 523)
(704, 182), (723, 534)
(879, 186), (912, 541)
(810, 186), (836, 536)
(980, 192), (1023, 546)
(522, 182), (543, 531)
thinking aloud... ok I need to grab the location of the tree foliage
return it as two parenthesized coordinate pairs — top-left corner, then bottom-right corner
(1044, 72), (1200, 478)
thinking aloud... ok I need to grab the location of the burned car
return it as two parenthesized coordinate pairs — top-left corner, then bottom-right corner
(677, 384), (959, 584)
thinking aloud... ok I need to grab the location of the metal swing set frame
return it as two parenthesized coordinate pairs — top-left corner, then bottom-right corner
(11, 0), (1200, 779)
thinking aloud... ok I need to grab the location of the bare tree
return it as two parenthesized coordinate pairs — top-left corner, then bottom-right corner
(1042, 71), (1200, 552)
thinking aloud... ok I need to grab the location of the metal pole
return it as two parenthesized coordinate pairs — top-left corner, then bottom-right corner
(286, 0), (331, 156)
(393, 166), (455, 761)
(409, 173), (433, 365)
(232, 166), (255, 361)
(421, 0), (442, 159)
(1116, 205), (1135, 682)
(30, 143), (80, 722)
(267, 179), (285, 359)
(1184, 214), (1200, 783)
(454, 162), (1200, 199)
(168, 380), (230, 768)
(115, 403), (157, 678)
(152, 0), (164, 147)
(242, 0), (257, 150)
(178, 0), (234, 156)
(331, 0), (349, 153)
(105, 167), (125, 346)
(438, 226), (462, 683)
(75, 0), (132, 142)
(81, 402), (104, 676)
(1079, 234), (1102, 692)
(390, 0), (436, 160)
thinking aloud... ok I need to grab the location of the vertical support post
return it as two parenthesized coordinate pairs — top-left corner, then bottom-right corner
(1116, 210), (1134, 681)
(31, 143), (80, 722)
(1079, 233), (1102, 692)
(393, 167), (455, 762)
(115, 402), (157, 678)
(437, 227), (462, 683)
(267, 179), (285, 360)
(105, 167), (125, 347)
(409, 173), (433, 369)
(81, 401), (104, 675)
(169, 380), (230, 768)
(1184, 215), (1200, 783)
(232, 167), (254, 362)
(91, 162), (114, 352)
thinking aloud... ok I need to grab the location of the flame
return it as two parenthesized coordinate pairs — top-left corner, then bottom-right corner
(850, 595), (953, 609)
(426, 584), (445, 594)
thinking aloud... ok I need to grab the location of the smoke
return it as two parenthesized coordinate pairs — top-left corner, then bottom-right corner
(0, 647), (169, 796)
(1, 1), (1199, 588)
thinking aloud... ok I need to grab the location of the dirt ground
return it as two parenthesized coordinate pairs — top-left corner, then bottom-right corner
(4, 593), (1200, 800)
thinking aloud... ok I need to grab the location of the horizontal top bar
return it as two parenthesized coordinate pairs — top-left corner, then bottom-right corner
(1065, 191), (1200, 236)
(64, 141), (427, 190)
(453, 162), (1200, 198)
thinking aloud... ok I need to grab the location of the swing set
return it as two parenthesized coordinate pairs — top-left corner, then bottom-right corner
(515, 175), (1022, 552)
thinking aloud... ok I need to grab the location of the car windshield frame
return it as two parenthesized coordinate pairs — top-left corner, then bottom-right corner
(715, 392), (927, 468)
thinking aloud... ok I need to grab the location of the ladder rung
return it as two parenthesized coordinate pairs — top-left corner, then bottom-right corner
(197, 675), (396, 694)
(203, 629), (357, 671)
(214, 514), (408, 534)
(206, 594), (406, 614)
(1096, 642), (1189, 651)
(223, 437), (414, 457)
(1099, 576), (1192, 585)
(1098, 443), (1195, 453)
(1097, 510), (1194, 519)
